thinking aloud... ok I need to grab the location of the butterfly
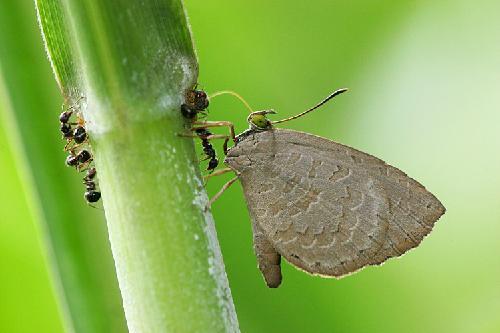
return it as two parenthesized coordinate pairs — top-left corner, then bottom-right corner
(198, 88), (445, 287)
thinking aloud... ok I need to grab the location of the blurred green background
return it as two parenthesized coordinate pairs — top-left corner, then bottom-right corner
(1, 0), (499, 332)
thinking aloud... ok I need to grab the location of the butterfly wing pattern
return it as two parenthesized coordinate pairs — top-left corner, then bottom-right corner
(224, 129), (445, 288)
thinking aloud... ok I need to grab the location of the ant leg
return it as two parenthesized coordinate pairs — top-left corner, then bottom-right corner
(208, 90), (254, 114)
(75, 113), (86, 126)
(64, 136), (85, 151)
(87, 203), (104, 210)
(64, 138), (89, 152)
(64, 95), (85, 113)
(197, 110), (208, 120)
(192, 121), (236, 142)
(177, 132), (198, 138)
(77, 159), (93, 172)
(206, 175), (239, 211)
(63, 139), (74, 151)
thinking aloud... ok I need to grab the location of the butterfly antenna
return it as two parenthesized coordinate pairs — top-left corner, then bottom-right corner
(208, 90), (254, 113)
(271, 88), (348, 124)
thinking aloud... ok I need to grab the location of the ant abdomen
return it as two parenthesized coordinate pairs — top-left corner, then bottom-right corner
(60, 123), (73, 138)
(208, 157), (219, 171)
(73, 126), (87, 144)
(84, 190), (101, 203)
(195, 128), (218, 172)
(66, 155), (78, 167)
(76, 150), (92, 164)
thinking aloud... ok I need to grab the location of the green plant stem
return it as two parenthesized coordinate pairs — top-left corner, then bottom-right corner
(36, 0), (240, 331)
(1, 1), (127, 332)
(95, 116), (238, 332)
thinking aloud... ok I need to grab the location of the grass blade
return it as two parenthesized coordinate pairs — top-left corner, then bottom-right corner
(0, 1), (128, 332)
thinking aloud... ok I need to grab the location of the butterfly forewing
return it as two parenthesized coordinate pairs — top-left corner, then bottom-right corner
(225, 129), (445, 284)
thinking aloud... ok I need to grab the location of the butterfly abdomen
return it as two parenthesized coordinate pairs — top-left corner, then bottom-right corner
(252, 221), (282, 288)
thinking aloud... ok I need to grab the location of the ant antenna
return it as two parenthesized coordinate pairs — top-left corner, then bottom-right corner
(65, 95), (86, 111)
(209, 90), (254, 113)
(271, 88), (348, 124)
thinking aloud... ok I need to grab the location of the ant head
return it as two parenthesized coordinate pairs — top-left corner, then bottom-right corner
(247, 110), (276, 130)
(194, 90), (209, 109)
(186, 88), (209, 110)
(194, 90), (207, 99)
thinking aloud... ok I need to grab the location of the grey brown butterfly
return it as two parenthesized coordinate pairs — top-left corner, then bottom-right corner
(201, 88), (445, 288)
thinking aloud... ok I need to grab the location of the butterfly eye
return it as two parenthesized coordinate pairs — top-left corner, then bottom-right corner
(249, 114), (271, 129)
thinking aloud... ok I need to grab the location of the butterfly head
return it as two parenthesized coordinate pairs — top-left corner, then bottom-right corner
(247, 110), (276, 130)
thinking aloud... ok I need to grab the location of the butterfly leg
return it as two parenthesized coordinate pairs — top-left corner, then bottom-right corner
(178, 127), (232, 155)
(192, 121), (236, 143)
(203, 168), (233, 183)
(205, 175), (239, 211)
(178, 132), (229, 141)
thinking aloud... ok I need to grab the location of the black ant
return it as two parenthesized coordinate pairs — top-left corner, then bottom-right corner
(59, 99), (88, 150)
(181, 88), (209, 120)
(65, 150), (102, 204)
(59, 97), (102, 204)
(73, 125), (88, 144)
(195, 128), (218, 172)
(83, 167), (101, 203)
(65, 149), (93, 171)
(60, 109), (75, 140)
(180, 89), (249, 175)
